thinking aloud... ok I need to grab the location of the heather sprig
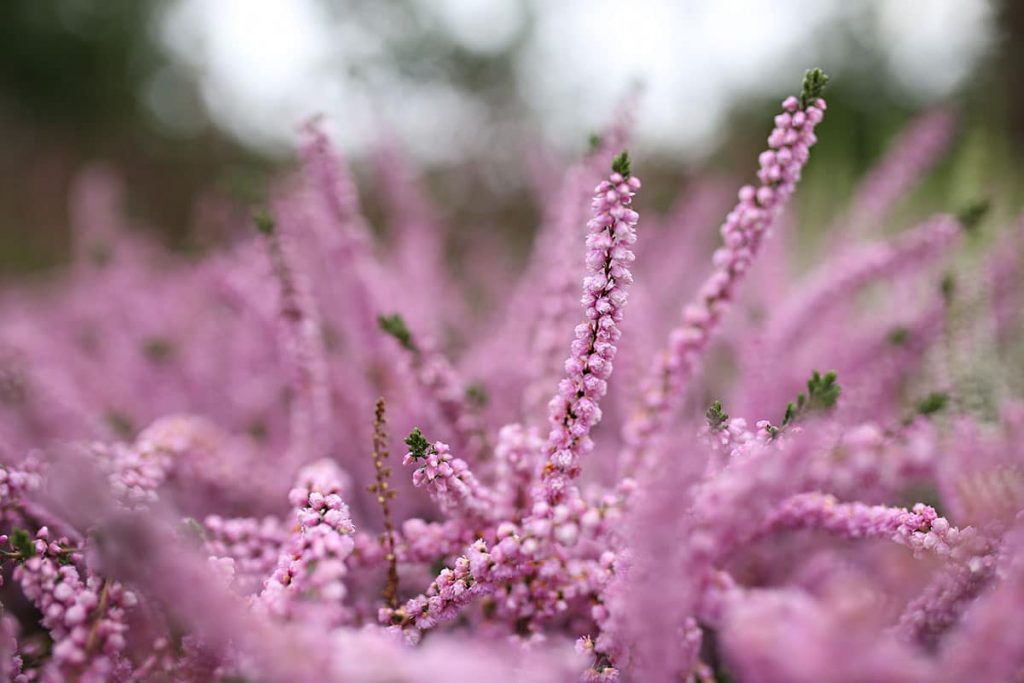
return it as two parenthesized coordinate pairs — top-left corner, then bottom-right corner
(916, 391), (950, 416)
(378, 313), (416, 351)
(621, 70), (829, 477)
(540, 153), (641, 505)
(781, 369), (841, 426)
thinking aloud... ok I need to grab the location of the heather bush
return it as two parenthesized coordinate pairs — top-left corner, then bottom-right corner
(0, 69), (1023, 682)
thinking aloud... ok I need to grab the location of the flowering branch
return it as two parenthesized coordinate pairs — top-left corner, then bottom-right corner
(621, 70), (828, 477)
(540, 154), (642, 506)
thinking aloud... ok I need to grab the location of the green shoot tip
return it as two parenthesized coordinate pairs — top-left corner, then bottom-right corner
(465, 383), (489, 408)
(611, 150), (631, 178)
(404, 428), (432, 459)
(782, 369), (841, 426)
(956, 200), (990, 232)
(887, 327), (910, 346)
(801, 68), (829, 108)
(253, 210), (275, 235)
(378, 313), (416, 351)
(940, 273), (956, 303)
(9, 528), (35, 560)
(705, 400), (729, 430)
(916, 392), (949, 417)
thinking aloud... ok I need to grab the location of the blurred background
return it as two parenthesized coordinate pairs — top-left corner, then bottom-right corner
(1, 0), (1021, 274)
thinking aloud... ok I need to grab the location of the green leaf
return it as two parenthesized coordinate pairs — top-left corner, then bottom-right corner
(782, 401), (798, 427)
(465, 383), (489, 408)
(141, 337), (174, 363)
(940, 273), (956, 304)
(916, 392), (949, 417)
(377, 313), (416, 351)
(10, 528), (35, 560)
(887, 327), (909, 346)
(253, 209), (275, 235)
(956, 200), (990, 232)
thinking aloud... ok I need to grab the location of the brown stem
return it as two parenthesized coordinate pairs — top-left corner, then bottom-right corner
(369, 398), (400, 610)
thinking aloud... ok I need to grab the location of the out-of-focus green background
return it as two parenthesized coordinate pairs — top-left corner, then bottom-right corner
(0, 0), (1021, 274)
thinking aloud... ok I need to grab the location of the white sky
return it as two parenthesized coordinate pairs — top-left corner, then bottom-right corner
(152, 0), (997, 164)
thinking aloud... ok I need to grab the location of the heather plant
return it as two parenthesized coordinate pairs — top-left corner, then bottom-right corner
(0, 69), (1022, 683)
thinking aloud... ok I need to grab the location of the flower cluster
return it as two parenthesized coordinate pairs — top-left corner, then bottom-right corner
(257, 460), (356, 627)
(0, 68), (1022, 683)
(403, 433), (498, 522)
(12, 530), (135, 682)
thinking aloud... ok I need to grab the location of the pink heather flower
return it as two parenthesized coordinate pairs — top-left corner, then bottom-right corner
(494, 423), (545, 515)
(13, 531), (135, 682)
(396, 517), (474, 564)
(0, 614), (22, 682)
(621, 75), (828, 478)
(522, 114), (636, 420)
(456, 110), (632, 430)
(300, 119), (372, 248)
(540, 155), (641, 506)
(939, 516), (1024, 680)
(896, 544), (998, 648)
(203, 515), (287, 595)
(0, 459), (43, 524)
(381, 539), (499, 637)
(760, 492), (975, 558)
(100, 440), (172, 509)
(259, 459), (356, 626)
(403, 436), (499, 522)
